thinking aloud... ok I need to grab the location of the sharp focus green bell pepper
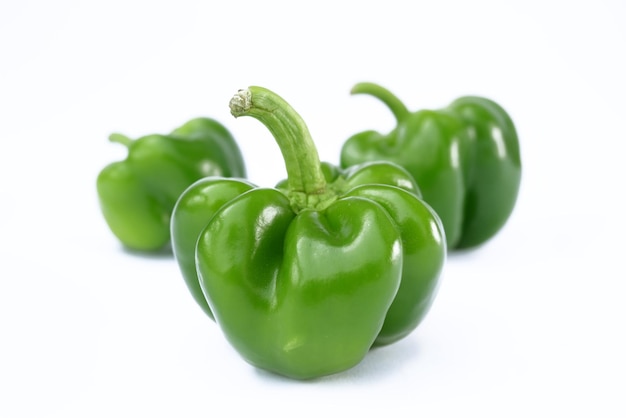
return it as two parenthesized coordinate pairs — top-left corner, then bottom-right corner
(97, 117), (246, 252)
(340, 82), (522, 250)
(171, 86), (446, 379)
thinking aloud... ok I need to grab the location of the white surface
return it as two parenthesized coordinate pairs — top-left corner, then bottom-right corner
(1, 0), (625, 416)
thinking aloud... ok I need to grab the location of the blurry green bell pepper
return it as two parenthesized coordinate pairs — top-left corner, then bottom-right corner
(341, 82), (521, 250)
(97, 117), (246, 252)
(171, 86), (446, 379)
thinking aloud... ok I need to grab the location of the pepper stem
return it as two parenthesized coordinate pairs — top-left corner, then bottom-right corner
(351, 82), (410, 122)
(108, 133), (133, 147)
(230, 86), (330, 212)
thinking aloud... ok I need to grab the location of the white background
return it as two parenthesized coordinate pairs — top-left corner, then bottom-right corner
(1, 0), (625, 416)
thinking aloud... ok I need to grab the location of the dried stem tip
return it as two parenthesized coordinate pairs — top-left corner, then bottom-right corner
(229, 89), (252, 117)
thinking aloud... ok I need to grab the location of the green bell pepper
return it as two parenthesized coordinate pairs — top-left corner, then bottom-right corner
(97, 117), (246, 252)
(340, 82), (522, 250)
(171, 86), (446, 379)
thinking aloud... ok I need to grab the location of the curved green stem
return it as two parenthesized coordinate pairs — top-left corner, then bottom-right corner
(230, 86), (331, 211)
(108, 133), (133, 147)
(351, 82), (410, 122)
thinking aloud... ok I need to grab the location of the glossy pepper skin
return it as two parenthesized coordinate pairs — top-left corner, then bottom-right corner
(340, 82), (521, 250)
(97, 118), (246, 252)
(170, 86), (446, 379)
